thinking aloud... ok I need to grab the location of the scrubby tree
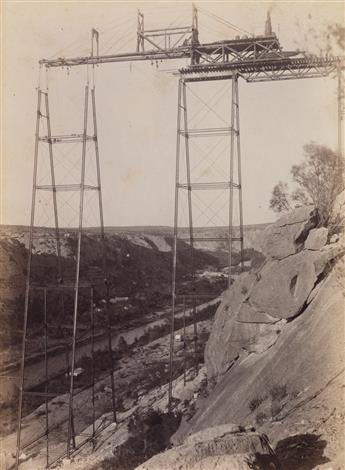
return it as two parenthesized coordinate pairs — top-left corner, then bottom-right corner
(291, 144), (344, 225)
(269, 182), (291, 213)
(326, 23), (345, 52)
(295, 17), (344, 57)
(269, 144), (344, 226)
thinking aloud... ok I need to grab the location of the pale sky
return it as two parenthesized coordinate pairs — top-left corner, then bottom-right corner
(1, 1), (343, 228)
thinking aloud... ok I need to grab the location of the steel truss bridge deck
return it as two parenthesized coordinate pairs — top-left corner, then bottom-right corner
(40, 34), (344, 84)
(40, 36), (282, 67)
(180, 55), (344, 82)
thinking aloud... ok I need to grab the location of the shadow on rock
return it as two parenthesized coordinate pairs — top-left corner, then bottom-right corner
(274, 434), (329, 470)
(246, 453), (282, 470)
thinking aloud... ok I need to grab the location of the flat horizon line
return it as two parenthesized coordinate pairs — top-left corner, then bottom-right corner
(0, 222), (270, 231)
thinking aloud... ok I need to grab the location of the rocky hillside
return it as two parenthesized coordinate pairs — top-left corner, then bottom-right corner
(0, 224), (267, 255)
(141, 195), (345, 470)
(0, 226), (225, 377)
(0, 222), (265, 351)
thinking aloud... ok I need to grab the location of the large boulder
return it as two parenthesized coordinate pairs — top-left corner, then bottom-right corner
(305, 227), (328, 250)
(258, 205), (317, 259)
(205, 297), (285, 380)
(135, 425), (277, 470)
(249, 250), (319, 319)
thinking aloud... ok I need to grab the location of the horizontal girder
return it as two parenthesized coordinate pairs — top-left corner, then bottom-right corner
(39, 36), (282, 68)
(180, 55), (344, 82)
(39, 32), (344, 83)
(35, 184), (100, 191)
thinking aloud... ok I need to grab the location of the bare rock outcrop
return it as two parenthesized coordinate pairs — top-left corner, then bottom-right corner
(204, 273), (258, 379)
(258, 205), (317, 259)
(188, 454), (260, 470)
(154, 201), (345, 470)
(135, 425), (277, 470)
(305, 227), (328, 250)
(205, 203), (344, 381)
(174, 257), (344, 449)
(249, 250), (318, 319)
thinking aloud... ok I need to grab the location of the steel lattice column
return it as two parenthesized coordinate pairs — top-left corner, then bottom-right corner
(228, 74), (244, 286)
(15, 81), (116, 469)
(168, 74), (244, 409)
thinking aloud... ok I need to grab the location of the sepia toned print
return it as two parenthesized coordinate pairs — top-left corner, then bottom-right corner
(0, 1), (344, 469)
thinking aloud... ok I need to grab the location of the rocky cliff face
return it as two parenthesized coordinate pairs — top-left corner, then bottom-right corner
(204, 203), (344, 383)
(143, 197), (345, 469)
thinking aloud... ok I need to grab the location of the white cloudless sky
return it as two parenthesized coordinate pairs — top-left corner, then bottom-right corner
(1, 1), (343, 227)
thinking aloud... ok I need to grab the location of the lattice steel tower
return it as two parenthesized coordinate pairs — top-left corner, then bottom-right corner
(15, 56), (117, 467)
(168, 72), (244, 405)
